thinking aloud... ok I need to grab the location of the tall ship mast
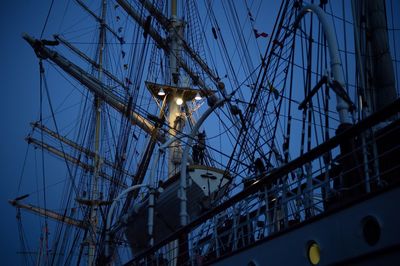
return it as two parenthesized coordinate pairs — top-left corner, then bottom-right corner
(11, 0), (400, 265)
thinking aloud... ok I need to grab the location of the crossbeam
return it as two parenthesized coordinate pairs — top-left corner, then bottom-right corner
(9, 199), (87, 229)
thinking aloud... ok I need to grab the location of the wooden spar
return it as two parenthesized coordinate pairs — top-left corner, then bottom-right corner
(9, 199), (87, 229)
(25, 136), (128, 188)
(31, 123), (135, 179)
(54, 35), (127, 90)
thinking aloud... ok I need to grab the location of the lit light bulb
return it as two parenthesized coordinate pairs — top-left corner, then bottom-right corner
(176, 97), (183, 106)
(194, 92), (202, 101)
(158, 88), (166, 96)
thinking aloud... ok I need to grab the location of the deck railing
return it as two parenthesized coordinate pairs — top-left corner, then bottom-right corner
(124, 98), (400, 266)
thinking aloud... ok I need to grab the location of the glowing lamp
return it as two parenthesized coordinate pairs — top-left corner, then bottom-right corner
(176, 97), (183, 106)
(194, 92), (202, 101)
(158, 88), (166, 96)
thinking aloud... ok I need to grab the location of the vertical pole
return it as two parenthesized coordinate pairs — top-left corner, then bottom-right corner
(351, 0), (369, 117)
(167, 3), (186, 263)
(168, 0), (184, 177)
(352, 0), (373, 193)
(88, 1), (106, 265)
(147, 151), (161, 247)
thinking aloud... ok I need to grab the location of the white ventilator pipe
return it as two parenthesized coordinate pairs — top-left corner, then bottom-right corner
(105, 184), (149, 258)
(294, 4), (351, 124)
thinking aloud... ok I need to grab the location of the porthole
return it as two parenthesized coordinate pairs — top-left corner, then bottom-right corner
(362, 215), (380, 246)
(307, 241), (320, 265)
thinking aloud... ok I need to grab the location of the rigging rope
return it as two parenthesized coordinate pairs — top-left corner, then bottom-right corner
(40, 0), (55, 38)
(39, 60), (49, 261)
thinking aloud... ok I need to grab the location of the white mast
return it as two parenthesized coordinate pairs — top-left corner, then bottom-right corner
(167, 0), (185, 177)
(88, 0), (107, 264)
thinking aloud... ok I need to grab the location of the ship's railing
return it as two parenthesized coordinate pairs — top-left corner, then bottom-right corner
(124, 98), (400, 266)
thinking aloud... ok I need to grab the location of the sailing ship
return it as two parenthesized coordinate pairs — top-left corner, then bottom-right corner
(10, 0), (400, 265)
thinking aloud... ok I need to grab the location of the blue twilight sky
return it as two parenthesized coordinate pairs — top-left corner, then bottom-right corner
(0, 1), (60, 264)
